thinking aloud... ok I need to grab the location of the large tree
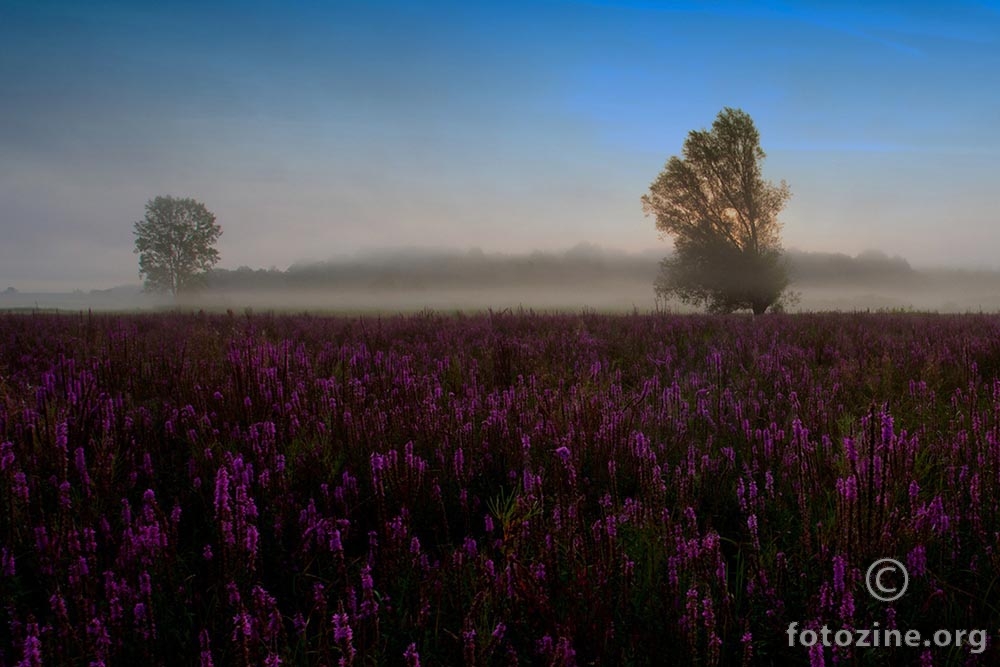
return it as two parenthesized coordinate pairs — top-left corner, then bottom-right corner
(642, 107), (791, 314)
(133, 196), (222, 296)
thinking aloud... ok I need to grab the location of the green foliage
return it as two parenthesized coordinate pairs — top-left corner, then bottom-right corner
(133, 196), (222, 296)
(642, 108), (791, 315)
(655, 239), (789, 315)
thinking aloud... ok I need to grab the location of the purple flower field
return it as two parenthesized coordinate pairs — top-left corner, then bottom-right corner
(3, 310), (1000, 665)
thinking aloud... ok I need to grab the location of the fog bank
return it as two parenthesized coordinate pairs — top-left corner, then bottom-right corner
(6, 246), (1000, 314)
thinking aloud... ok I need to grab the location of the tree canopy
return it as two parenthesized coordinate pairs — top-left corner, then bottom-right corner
(642, 107), (790, 314)
(133, 196), (222, 296)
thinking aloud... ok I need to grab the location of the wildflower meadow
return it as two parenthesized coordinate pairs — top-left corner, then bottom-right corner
(2, 310), (1000, 665)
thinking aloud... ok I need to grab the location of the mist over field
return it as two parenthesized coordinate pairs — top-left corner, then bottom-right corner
(9, 1), (1000, 663)
(6, 245), (1000, 314)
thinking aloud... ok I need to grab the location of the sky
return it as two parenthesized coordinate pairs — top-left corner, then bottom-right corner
(2, 0), (1000, 290)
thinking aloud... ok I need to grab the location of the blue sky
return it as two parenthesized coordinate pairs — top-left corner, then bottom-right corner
(2, 0), (999, 289)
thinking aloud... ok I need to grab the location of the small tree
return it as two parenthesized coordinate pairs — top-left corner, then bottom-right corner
(642, 107), (790, 314)
(133, 196), (222, 296)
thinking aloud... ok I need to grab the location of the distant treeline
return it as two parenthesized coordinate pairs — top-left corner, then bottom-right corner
(787, 249), (915, 286)
(205, 245), (918, 291)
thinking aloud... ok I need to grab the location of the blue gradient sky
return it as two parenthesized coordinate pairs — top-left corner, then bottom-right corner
(2, 0), (999, 289)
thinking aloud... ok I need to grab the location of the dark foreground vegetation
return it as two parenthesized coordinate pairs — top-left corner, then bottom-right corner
(2, 311), (1000, 665)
